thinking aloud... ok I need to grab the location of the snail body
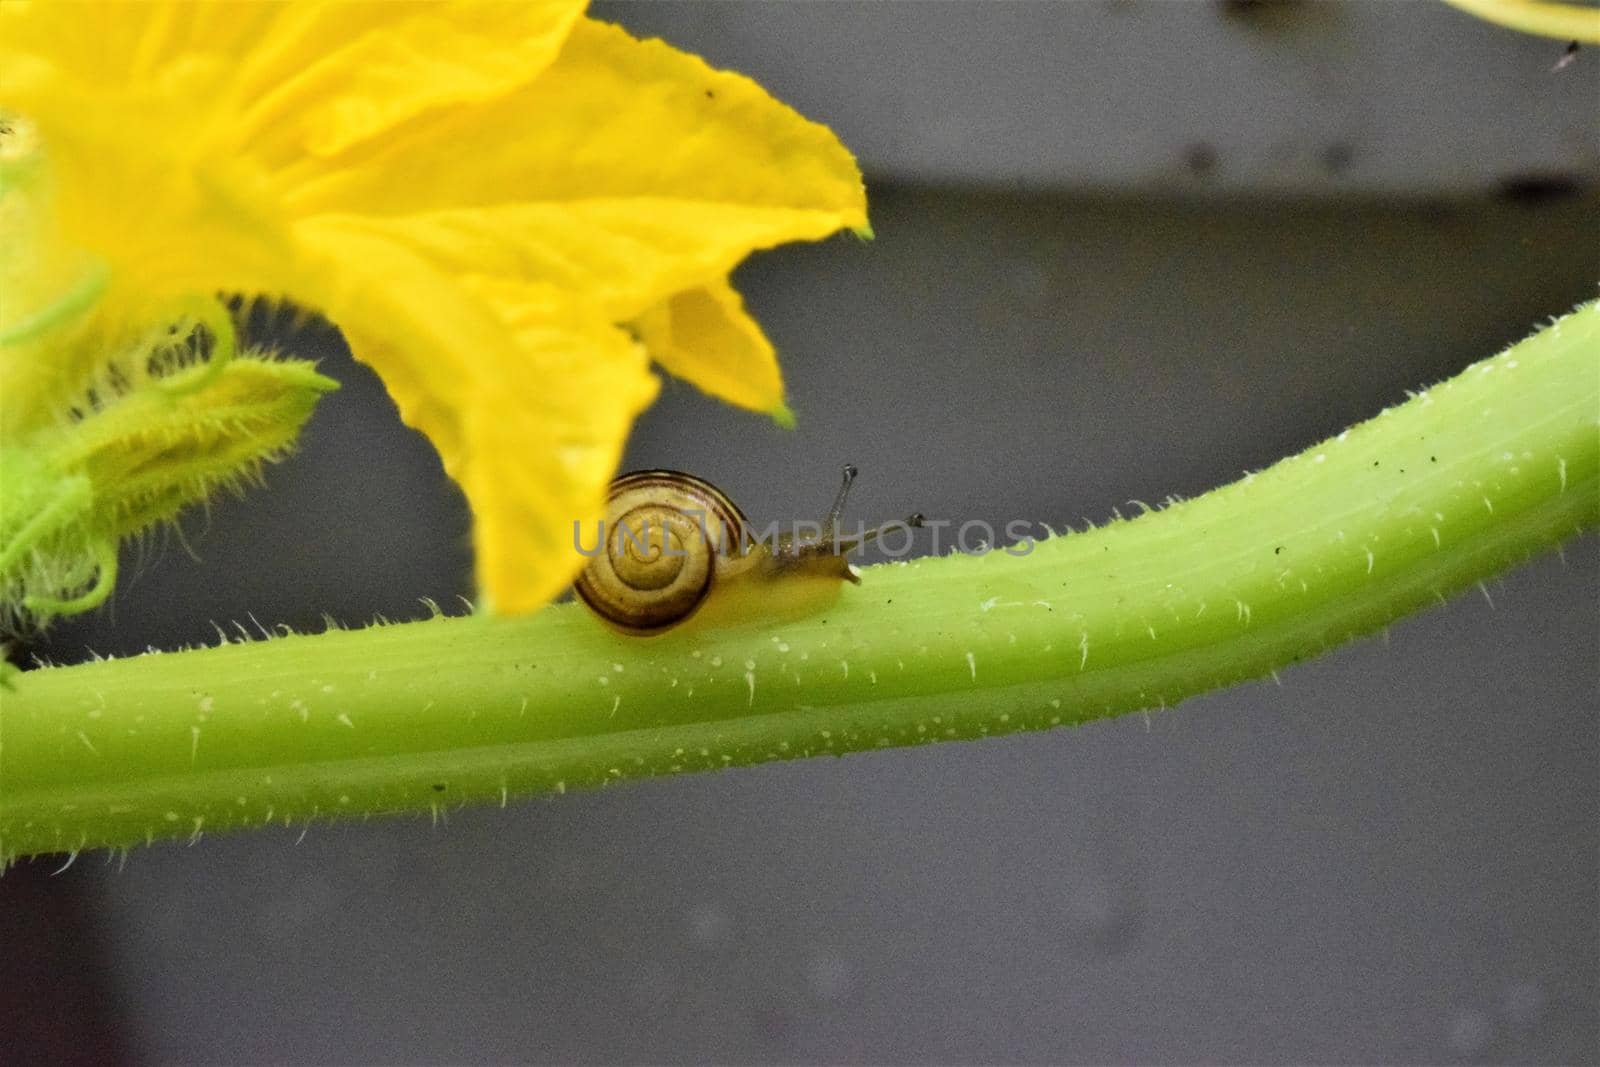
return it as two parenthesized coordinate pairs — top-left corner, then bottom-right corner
(574, 466), (920, 636)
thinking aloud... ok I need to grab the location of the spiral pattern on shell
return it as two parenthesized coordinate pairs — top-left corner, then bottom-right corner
(574, 471), (750, 635)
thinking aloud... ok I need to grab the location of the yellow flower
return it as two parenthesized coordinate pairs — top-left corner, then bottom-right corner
(0, 1), (867, 615)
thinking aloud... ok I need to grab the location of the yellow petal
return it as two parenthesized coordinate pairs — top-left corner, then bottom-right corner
(281, 18), (867, 227)
(1, 1), (587, 303)
(2, 2), (585, 156)
(0, 2), (277, 87)
(634, 280), (791, 419)
(295, 220), (661, 613)
(294, 215), (515, 473)
(234, 2), (584, 167)
(275, 15), (865, 431)
(319, 199), (851, 323)
(456, 280), (661, 616)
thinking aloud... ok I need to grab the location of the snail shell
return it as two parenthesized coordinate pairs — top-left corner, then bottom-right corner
(574, 471), (749, 635)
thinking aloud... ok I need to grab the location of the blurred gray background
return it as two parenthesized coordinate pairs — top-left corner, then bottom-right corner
(4, 2), (1597, 1064)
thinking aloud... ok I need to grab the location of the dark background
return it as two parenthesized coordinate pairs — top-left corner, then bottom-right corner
(4, 3), (1597, 1064)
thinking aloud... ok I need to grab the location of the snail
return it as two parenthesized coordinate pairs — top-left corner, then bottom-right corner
(574, 465), (923, 635)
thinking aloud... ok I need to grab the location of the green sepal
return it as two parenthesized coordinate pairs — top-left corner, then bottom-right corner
(1, 352), (337, 631)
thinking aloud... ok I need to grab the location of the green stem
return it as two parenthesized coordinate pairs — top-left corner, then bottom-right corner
(3, 304), (1597, 863)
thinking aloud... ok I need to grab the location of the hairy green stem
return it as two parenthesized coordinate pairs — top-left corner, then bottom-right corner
(2, 304), (1596, 863)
